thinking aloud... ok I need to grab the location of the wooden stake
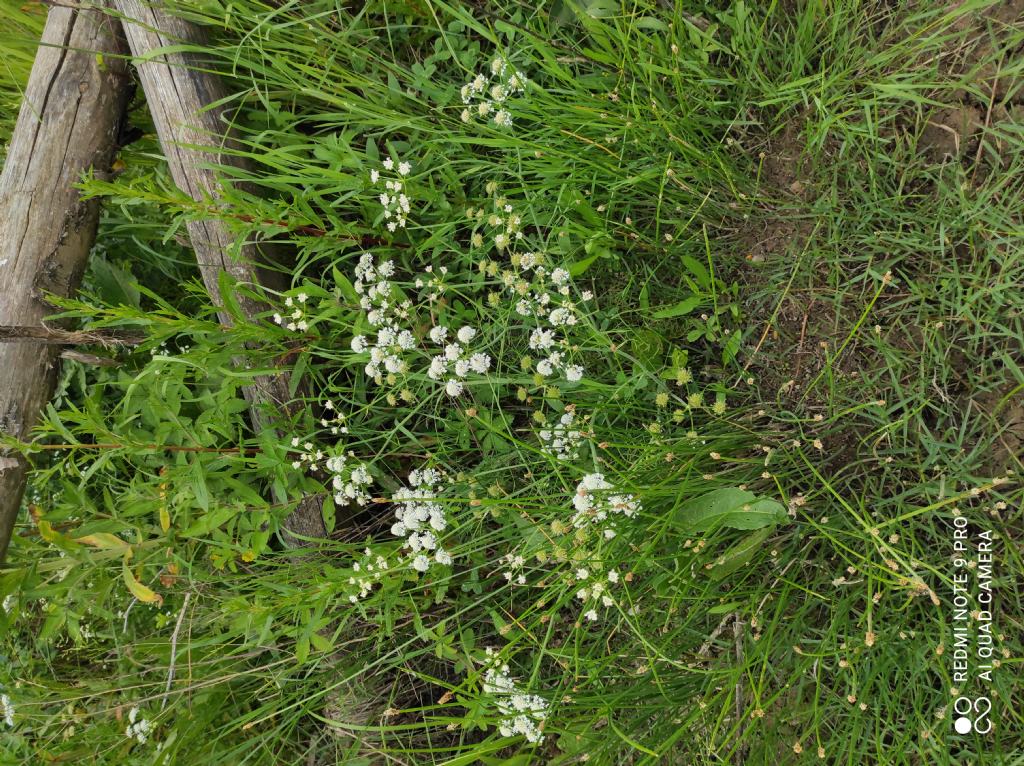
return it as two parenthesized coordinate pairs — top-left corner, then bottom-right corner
(0, 3), (132, 563)
(112, 0), (327, 543)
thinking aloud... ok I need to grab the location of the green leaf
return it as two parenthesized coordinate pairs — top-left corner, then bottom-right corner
(584, 0), (619, 18)
(681, 255), (711, 289)
(634, 15), (669, 32)
(707, 601), (742, 614)
(181, 505), (237, 538)
(89, 256), (140, 308)
(290, 352), (309, 397)
(708, 527), (775, 581)
(296, 634), (310, 663)
(652, 295), (702, 319)
(333, 266), (359, 303)
(630, 328), (664, 370)
(722, 329), (742, 365)
(190, 459), (210, 511)
(568, 254), (599, 276)
(310, 631), (333, 653)
(217, 270), (243, 321)
(675, 488), (786, 531)
(322, 494), (336, 535)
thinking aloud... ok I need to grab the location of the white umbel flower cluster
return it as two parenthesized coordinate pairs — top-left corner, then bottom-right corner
(538, 408), (590, 461)
(347, 548), (390, 604)
(415, 263), (449, 303)
(504, 250), (588, 383)
(425, 324), (492, 397)
(571, 473), (641, 539)
(501, 552), (527, 585)
(325, 452), (373, 507)
(273, 292), (310, 332)
(289, 436), (324, 471)
(349, 254), (415, 383)
(460, 57), (527, 128)
(575, 568), (621, 621)
(391, 467), (454, 572)
(125, 705), (152, 744)
(370, 157), (412, 231)
(481, 648), (548, 743)
(319, 400), (349, 435)
(482, 193), (526, 251)
(1, 693), (13, 728)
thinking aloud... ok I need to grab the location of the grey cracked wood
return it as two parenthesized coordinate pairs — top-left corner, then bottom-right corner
(112, 0), (327, 543)
(0, 4), (132, 563)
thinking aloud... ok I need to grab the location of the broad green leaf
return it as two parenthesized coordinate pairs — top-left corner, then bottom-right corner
(708, 526), (775, 581)
(89, 256), (140, 308)
(630, 328), (664, 370)
(333, 265), (359, 303)
(217, 270), (243, 321)
(634, 15), (669, 32)
(722, 329), (742, 365)
(290, 352), (309, 397)
(310, 631), (332, 653)
(681, 255), (711, 289)
(190, 459), (210, 511)
(568, 254), (599, 276)
(707, 601), (743, 614)
(322, 494), (336, 535)
(652, 295), (702, 319)
(675, 488), (786, 531)
(296, 634), (310, 664)
(181, 505), (237, 538)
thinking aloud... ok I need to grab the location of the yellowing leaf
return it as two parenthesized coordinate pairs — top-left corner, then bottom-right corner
(76, 533), (129, 549)
(37, 520), (61, 543)
(159, 506), (171, 533)
(122, 556), (163, 605)
(38, 520), (79, 549)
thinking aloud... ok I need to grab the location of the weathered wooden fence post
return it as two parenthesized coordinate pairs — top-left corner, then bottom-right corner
(0, 4), (131, 563)
(111, 0), (327, 543)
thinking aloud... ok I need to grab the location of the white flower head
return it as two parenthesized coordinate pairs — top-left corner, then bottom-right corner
(125, 706), (152, 744)
(480, 653), (548, 743)
(459, 59), (529, 130)
(0, 694), (13, 728)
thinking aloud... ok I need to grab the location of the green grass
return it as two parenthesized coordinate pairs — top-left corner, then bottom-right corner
(0, 1), (1021, 764)
(0, 0), (44, 159)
